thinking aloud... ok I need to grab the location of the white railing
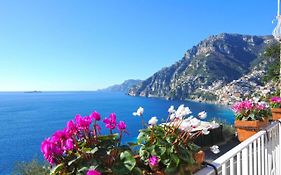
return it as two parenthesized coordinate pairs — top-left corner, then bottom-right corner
(196, 119), (281, 175)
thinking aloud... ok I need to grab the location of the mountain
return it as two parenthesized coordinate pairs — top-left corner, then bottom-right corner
(128, 33), (276, 104)
(100, 79), (142, 93)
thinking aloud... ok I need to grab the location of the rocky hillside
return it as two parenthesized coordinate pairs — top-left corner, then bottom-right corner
(99, 79), (142, 93)
(128, 33), (276, 104)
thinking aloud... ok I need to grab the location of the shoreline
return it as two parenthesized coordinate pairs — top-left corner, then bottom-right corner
(127, 93), (231, 108)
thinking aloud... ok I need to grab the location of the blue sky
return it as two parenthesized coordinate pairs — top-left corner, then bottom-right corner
(0, 0), (277, 91)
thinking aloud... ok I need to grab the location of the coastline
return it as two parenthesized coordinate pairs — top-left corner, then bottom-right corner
(127, 93), (232, 108)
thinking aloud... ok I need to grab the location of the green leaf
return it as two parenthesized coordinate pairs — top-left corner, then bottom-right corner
(178, 148), (193, 164)
(86, 147), (99, 154)
(98, 134), (119, 141)
(68, 155), (81, 166)
(165, 160), (178, 174)
(248, 113), (255, 120)
(155, 146), (166, 156)
(77, 166), (88, 173)
(50, 163), (64, 175)
(120, 151), (136, 171)
(128, 142), (139, 147)
(131, 167), (142, 175)
(139, 148), (149, 161)
(171, 154), (180, 167)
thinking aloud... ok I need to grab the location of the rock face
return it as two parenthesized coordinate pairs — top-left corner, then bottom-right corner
(128, 33), (276, 104)
(99, 79), (142, 93)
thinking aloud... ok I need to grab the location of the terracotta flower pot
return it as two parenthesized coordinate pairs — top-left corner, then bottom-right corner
(271, 108), (281, 120)
(234, 118), (269, 142)
(183, 150), (205, 174)
(152, 171), (165, 175)
(194, 150), (205, 165)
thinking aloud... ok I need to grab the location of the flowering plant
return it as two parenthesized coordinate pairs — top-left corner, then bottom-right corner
(135, 105), (211, 174)
(232, 100), (270, 121)
(270, 96), (281, 108)
(41, 111), (138, 175)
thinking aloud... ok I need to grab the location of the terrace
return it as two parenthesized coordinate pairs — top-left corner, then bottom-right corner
(196, 119), (281, 175)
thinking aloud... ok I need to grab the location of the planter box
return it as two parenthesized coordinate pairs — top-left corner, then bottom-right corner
(271, 108), (281, 120)
(234, 119), (269, 142)
(194, 125), (223, 147)
(135, 151), (205, 175)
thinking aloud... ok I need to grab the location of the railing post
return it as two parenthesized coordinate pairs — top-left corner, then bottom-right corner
(249, 144), (253, 175)
(254, 140), (257, 175)
(262, 135), (265, 175)
(242, 148), (248, 175)
(265, 133), (268, 175)
(258, 137), (261, 175)
(237, 152), (241, 175)
(276, 119), (281, 174)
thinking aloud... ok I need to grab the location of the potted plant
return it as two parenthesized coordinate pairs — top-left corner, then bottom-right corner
(134, 105), (210, 175)
(41, 112), (140, 175)
(232, 100), (270, 142)
(270, 96), (281, 120)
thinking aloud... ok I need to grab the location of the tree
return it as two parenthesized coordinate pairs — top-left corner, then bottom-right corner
(264, 44), (280, 83)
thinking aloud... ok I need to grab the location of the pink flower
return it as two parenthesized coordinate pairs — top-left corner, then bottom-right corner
(243, 100), (253, 110)
(271, 96), (281, 103)
(117, 121), (126, 131)
(149, 156), (159, 166)
(90, 111), (101, 121)
(232, 100), (254, 113)
(41, 137), (62, 164)
(52, 130), (67, 143)
(41, 138), (54, 163)
(232, 102), (242, 113)
(103, 113), (117, 130)
(256, 103), (266, 110)
(75, 114), (92, 130)
(84, 116), (92, 125)
(66, 120), (77, 136)
(63, 138), (74, 151)
(87, 169), (101, 175)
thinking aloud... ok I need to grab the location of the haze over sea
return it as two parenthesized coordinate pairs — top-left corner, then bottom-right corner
(0, 92), (233, 174)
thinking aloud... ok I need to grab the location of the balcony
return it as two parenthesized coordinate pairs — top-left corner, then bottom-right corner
(196, 119), (281, 175)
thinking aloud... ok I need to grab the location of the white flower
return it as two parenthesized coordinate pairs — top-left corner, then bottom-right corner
(198, 111), (207, 119)
(182, 107), (192, 116)
(180, 121), (192, 131)
(210, 120), (220, 129)
(190, 118), (201, 128)
(175, 104), (192, 118)
(262, 89), (270, 96)
(175, 104), (185, 116)
(133, 107), (144, 116)
(252, 97), (259, 103)
(210, 145), (220, 154)
(169, 113), (176, 121)
(185, 115), (194, 122)
(168, 105), (175, 113)
(148, 116), (158, 125)
(176, 115), (183, 120)
(202, 128), (210, 135)
(259, 101), (269, 108)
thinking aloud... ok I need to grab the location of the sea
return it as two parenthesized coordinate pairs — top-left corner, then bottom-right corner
(0, 92), (234, 174)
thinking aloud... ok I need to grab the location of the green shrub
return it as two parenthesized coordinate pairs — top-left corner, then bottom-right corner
(13, 158), (49, 175)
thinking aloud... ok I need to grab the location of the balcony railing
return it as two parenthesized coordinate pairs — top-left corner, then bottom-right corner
(196, 119), (281, 175)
